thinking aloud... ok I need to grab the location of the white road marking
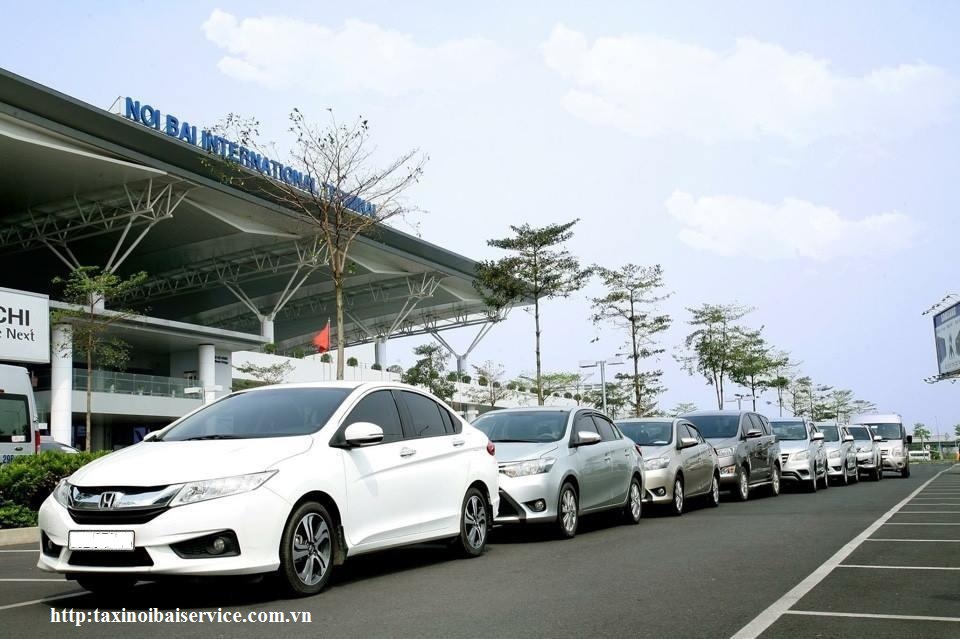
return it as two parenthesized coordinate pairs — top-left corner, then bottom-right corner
(866, 538), (960, 542)
(838, 564), (960, 570)
(885, 522), (960, 525)
(898, 510), (960, 513)
(0, 591), (87, 612)
(0, 578), (66, 582)
(784, 610), (960, 622)
(0, 550), (36, 553)
(730, 464), (958, 639)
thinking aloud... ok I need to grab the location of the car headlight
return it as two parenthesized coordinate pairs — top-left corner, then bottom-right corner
(714, 447), (735, 458)
(828, 449), (841, 458)
(53, 479), (72, 508)
(500, 457), (556, 478)
(643, 456), (671, 471)
(892, 448), (902, 457)
(792, 450), (810, 461)
(169, 471), (277, 507)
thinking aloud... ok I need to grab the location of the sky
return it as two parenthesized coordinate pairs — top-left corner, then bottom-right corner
(2, 1), (959, 431)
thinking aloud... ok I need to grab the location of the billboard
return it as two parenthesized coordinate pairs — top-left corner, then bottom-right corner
(934, 300), (960, 377)
(0, 287), (49, 364)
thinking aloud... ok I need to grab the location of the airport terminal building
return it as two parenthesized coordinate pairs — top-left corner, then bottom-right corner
(0, 68), (496, 450)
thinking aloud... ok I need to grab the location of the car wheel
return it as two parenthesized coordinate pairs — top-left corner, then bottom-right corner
(841, 467), (848, 486)
(878, 464), (884, 480)
(734, 466), (750, 502)
(707, 473), (721, 507)
(820, 467), (829, 490)
(557, 482), (579, 539)
(850, 464), (859, 483)
(670, 476), (685, 516)
(808, 468), (818, 493)
(901, 465), (911, 478)
(76, 576), (138, 598)
(278, 501), (336, 597)
(622, 476), (642, 524)
(454, 487), (489, 557)
(770, 464), (781, 497)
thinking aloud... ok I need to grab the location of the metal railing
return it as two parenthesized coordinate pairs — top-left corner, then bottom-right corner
(66, 370), (196, 398)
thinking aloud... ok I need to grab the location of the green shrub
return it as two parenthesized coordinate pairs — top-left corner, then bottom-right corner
(371, 363), (382, 371)
(0, 451), (110, 522)
(320, 353), (332, 363)
(0, 503), (37, 528)
(347, 357), (359, 367)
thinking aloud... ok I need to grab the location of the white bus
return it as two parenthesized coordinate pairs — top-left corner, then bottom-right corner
(849, 413), (912, 478)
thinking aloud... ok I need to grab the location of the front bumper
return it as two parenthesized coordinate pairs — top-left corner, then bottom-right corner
(856, 453), (878, 470)
(881, 452), (907, 471)
(642, 468), (671, 504)
(37, 486), (291, 577)
(717, 456), (739, 489)
(780, 458), (813, 482)
(495, 472), (559, 524)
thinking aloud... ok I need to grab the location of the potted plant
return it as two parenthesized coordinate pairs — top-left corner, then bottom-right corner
(347, 357), (359, 367)
(320, 353), (332, 363)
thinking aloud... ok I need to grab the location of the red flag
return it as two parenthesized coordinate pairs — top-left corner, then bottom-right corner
(313, 321), (331, 353)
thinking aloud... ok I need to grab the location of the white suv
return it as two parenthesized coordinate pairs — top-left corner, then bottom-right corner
(38, 382), (499, 597)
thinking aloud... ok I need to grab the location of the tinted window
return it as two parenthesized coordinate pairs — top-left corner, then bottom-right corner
(400, 392), (449, 438)
(574, 413), (600, 437)
(849, 426), (871, 441)
(344, 391), (404, 443)
(618, 421), (673, 446)
(473, 410), (567, 443)
(0, 395), (30, 443)
(865, 423), (903, 440)
(592, 415), (619, 441)
(160, 388), (351, 440)
(747, 414), (765, 434)
(684, 414), (740, 439)
(819, 426), (840, 442)
(439, 407), (462, 435)
(687, 424), (706, 443)
(771, 421), (808, 441)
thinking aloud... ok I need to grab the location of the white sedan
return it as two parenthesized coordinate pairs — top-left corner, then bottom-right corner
(38, 382), (499, 597)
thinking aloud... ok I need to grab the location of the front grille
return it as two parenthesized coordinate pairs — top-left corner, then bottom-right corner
(68, 506), (167, 525)
(68, 548), (153, 567)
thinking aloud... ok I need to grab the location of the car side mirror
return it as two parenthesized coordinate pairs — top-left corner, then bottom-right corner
(745, 429), (763, 439)
(344, 422), (384, 446)
(842, 435), (854, 443)
(906, 435), (913, 445)
(678, 437), (698, 449)
(812, 432), (824, 441)
(574, 431), (602, 447)
(873, 435), (884, 443)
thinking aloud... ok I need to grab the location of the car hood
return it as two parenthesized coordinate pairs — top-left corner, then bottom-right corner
(69, 437), (314, 487)
(494, 442), (559, 463)
(705, 436), (740, 451)
(852, 441), (874, 452)
(639, 444), (674, 459)
(778, 440), (810, 454)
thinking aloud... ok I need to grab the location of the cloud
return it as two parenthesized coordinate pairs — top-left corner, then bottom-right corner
(541, 24), (959, 143)
(202, 10), (508, 96)
(665, 191), (920, 260)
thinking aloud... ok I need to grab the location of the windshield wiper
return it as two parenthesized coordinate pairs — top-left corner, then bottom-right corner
(180, 434), (244, 441)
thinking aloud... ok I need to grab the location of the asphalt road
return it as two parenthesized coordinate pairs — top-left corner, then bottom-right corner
(0, 463), (956, 639)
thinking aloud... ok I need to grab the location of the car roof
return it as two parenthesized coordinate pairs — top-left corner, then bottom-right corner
(476, 406), (573, 414)
(684, 410), (750, 416)
(768, 416), (808, 422)
(615, 417), (677, 423)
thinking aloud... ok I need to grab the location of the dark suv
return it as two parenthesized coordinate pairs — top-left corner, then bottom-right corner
(682, 410), (781, 501)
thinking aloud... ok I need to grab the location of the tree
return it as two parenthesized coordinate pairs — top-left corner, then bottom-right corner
(954, 423), (960, 442)
(469, 361), (513, 408)
(520, 372), (581, 398)
(787, 376), (813, 417)
(590, 263), (672, 417)
(913, 423), (931, 448)
(474, 220), (590, 405)
(52, 266), (148, 451)
(825, 389), (855, 424)
(728, 329), (785, 411)
(209, 111), (425, 380)
(402, 343), (455, 401)
(849, 399), (877, 418)
(233, 360), (294, 386)
(677, 303), (753, 409)
(668, 402), (698, 417)
(582, 382), (629, 418)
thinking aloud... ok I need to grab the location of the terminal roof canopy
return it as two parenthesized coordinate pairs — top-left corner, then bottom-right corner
(0, 69), (499, 350)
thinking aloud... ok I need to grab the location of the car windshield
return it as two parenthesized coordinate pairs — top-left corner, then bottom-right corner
(159, 388), (352, 441)
(866, 423), (902, 440)
(618, 421), (673, 446)
(849, 426), (871, 441)
(473, 411), (568, 443)
(819, 426), (840, 442)
(684, 414), (740, 439)
(771, 421), (807, 441)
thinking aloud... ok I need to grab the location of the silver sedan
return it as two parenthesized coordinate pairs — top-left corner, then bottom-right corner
(616, 418), (720, 515)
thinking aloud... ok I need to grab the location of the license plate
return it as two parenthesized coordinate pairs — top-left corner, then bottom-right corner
(68, 530), (135, 551)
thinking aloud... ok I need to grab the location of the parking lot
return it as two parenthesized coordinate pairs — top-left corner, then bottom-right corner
(0, 463), (956, 638)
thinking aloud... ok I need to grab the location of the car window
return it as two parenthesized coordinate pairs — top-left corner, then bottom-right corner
(574, 413), (600, 437)
(747, 414), (764, 434)
(680, 423), (703, 443)
(592, 415), (619, 441)
(0, 394), (30, 443)
(438, 407), (462, 435)
(343, 391), (405, 444)
(399, 391), (449, 439)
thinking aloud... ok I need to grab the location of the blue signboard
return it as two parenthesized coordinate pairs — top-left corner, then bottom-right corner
(122, 98), (376, 216)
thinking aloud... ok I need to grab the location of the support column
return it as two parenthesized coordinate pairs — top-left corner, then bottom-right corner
(261, 317), (275, 343)
(456, 355), (467, 378)
(51, 324), (73, 445)
(374, 337), (387, 368)
(198, 344), (216, 405)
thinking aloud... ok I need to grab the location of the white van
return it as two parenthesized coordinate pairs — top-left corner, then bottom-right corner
(850, 413), (912, 478)
(0, 364), (41, 464)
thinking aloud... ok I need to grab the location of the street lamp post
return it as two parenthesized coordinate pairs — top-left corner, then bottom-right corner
(726, 393), (756, 411)
(579, 358), (623, 415)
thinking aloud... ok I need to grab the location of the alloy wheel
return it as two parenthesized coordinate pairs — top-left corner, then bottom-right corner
(292, 513), (332, 587)
(629, 481), (642, 521)
(673, 478), (684, 515)
(560, 487), (578, 535)
(738, 469), (749, 501)
(771, 466), (781, 496)
(463, 494), (487, 550)
(709, 475), (720, 507)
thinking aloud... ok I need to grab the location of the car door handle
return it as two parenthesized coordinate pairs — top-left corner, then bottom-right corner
(452, 439), (465, 447)
(400, 447), (416, 458)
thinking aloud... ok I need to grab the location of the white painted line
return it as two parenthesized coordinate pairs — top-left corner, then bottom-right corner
(0, 578), (66, 582)
(866, 538), (960, 542)
(901, 503), (960, 506)
(0, 550), (36, 553)
(784, 610), (960, 622)
(898, 511), (960, 513)
(838, 564), (960, 571)
(885, 522), (960, 525)
(730, 464), (959, 639)
(0, 591), (86, 611)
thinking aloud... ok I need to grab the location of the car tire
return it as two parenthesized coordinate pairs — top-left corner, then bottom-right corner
(807, 469), (818, 493)
(733, 466), (749, 502)
(278, 501), (337, 597)
(76, 576), (137, 598)
(707, 473), (721, 507)
(622, 476), (642, 524)
(670, 476), (685, 516)
(556, 482), (579, 539)
(902, 465), (911, 478)
(820, 468), (829, 489)
(850, 464), (859, 483)
(768, 464), (781, 497)
(454, 487), (489, 557)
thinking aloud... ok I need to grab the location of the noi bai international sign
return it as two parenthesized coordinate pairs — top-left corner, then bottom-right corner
(122, 97), (376, 216)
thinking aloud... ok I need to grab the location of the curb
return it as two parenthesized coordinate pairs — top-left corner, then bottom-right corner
(0, 526), (38, 547)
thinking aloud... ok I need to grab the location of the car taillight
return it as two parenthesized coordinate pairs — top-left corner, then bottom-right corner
(486, 441), (496, 456)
